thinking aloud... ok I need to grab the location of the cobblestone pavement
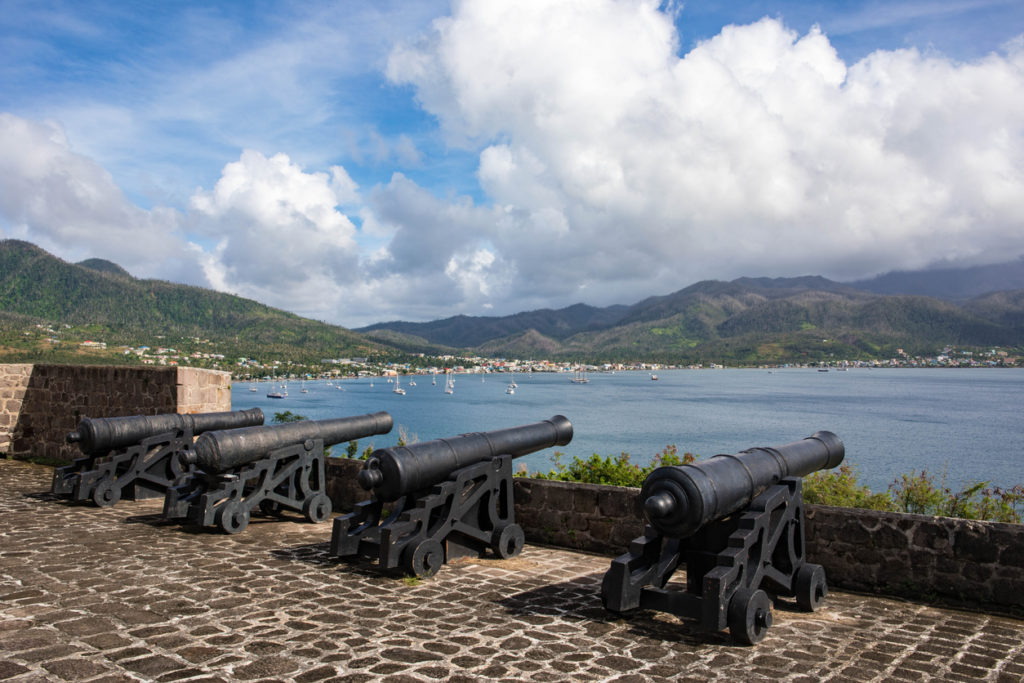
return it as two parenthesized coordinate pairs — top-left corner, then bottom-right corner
(2, 460), (1023, 682)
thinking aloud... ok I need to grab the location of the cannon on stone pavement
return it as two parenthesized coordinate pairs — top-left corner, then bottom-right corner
(52, 408), (265, 507)
(330, 415), (573, 578)
(163, 411), (393, 534)
(600, 431), (844, 645)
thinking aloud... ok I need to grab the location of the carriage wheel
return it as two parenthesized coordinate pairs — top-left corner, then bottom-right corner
(403, 539), (444, 578)
(728, 587), (773, 645)
(795, 563), (828, 611)
(216, 501), (250, 534)
(302, 493), (332, 524)
(92, 480), (121, 508)
(491, 524), (525, 559)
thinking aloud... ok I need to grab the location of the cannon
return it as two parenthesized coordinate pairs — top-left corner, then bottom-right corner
(330, 415), (573, 578)
(52, 408), (265, 507)
(163, 411), (393, 534)
(601, 431), (844, 645)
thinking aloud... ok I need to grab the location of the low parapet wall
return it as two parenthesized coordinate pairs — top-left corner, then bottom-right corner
(324, 459), (1024, 611)
(804, 505), (1024, 608)
(0, 363), (231, 463)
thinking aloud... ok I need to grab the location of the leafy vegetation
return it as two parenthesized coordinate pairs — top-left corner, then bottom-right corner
(520, 445), (696, 488)
(887, 470), (1024, 523)
(802, 465), (895, 510)
(271, 411), (306, 423)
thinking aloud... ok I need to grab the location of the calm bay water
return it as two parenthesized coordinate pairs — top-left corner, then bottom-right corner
(231, 368), (1024, 494)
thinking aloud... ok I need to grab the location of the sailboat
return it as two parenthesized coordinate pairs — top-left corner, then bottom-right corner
(570, 366), (589, 384)
(505, 383), (515, 395)
(432, 372), (437, 386)
(300, 380), (309, 393)
(393, 375), (406, 395)
(444, 371), (454, 395)
(249, 382), (258, 392)
(508, 371), (517, 388)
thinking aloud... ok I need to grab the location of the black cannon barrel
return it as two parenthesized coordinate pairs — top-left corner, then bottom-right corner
(357, 415), (573, 502)
(641, 431), (844, 538)
(183, 411), (393, 473)
(66, 408), (265, 456)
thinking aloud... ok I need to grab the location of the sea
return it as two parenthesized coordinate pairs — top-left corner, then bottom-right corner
(231, 368), (1024, 495)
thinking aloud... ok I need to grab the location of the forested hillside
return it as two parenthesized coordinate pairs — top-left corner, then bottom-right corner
(0, 240), (380, 362)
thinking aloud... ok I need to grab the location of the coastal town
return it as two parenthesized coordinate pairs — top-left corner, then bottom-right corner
(11, 322), (1021, 383)
(142, 346), (1021, 381)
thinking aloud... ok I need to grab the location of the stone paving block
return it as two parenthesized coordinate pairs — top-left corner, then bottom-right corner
(42, 657), (112, 680)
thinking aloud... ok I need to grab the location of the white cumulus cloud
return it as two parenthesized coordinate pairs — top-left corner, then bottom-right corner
(0, 112), (193, 280)
(386, 1), (1024, 308)
(187, 150), (362, 318)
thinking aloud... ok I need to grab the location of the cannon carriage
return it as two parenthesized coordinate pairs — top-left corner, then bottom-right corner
(163, 411), (393, 534)
(330, 415), (573, 578)
(601, 431), (844, 644)
(52, 408), (265, 507)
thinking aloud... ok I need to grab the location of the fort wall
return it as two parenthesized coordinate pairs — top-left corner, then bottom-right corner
(0, 363), (230, 462)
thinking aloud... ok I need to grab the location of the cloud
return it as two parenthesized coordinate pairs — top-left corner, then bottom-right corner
(0, 112), (193, 279)
(386, 2), (1024, 307)
(363, 173), (516, 316)
(187, 150), (362, 318)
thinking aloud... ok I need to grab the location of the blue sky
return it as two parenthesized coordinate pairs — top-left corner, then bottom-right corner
(2, 0), (1023, 327)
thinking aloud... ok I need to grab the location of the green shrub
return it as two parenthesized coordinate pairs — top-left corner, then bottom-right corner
(803, 464), (894, 511)
(522, 445), (696, 487)
(889, 470), (1023, 523)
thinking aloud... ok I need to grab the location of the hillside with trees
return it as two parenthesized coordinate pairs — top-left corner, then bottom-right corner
(0, 240), (381, 364)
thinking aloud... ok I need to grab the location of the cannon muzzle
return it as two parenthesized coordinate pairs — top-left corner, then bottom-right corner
(358, 415), (573, 502)
(640, 431), (844, 538)
(183, 411), (393, 473)
(66, 408), (265, 455)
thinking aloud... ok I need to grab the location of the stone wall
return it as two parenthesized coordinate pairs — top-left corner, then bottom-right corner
(0, 364), (231, 463)
(0, 364), (32, 454)
(323, 465), (1024, 611)
(325, 457), (367, 512)
(805, 505), (1024, 608)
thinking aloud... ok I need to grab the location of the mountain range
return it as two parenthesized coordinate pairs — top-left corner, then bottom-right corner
(2, 238), (1023, 364)
(358, 266), (1024, 362)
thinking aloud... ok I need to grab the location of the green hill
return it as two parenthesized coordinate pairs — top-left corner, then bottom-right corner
(0, 239), (381, 364)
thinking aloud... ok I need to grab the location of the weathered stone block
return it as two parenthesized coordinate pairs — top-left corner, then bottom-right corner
(953, 524), (1000, 563)
(911, 521), (951, 551)
(999, 542), (1024, 568)
(571, 486), (600, 514)
(597, 488), (638, 518)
